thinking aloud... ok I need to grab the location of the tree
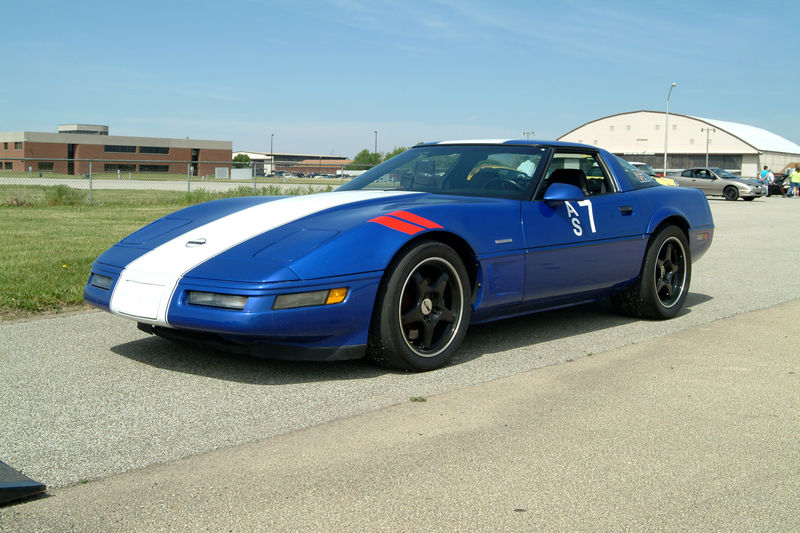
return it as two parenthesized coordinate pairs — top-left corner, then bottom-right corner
(382, 146), (408, 162)
(232, 153), (251, 169)
(347, 149), (381, 170)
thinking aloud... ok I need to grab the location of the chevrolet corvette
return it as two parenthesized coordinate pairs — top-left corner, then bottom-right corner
(85, 140), (714, 371)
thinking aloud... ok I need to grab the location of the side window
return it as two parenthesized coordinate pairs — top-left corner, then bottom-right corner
(681, 170), (693, 177)
(539, 152), (613, 198)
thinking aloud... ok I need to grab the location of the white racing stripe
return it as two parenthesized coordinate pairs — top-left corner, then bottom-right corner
(110, 190), (417, 326)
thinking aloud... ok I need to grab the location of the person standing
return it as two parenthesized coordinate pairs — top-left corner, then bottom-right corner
(758, 165), (774, 196)
(790, 166), (800, 198)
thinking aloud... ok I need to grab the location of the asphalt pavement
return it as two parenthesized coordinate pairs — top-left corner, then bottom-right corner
(1, 196), (799, 531)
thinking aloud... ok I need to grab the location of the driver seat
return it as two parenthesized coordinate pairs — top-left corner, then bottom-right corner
(548, 168), (587, 193)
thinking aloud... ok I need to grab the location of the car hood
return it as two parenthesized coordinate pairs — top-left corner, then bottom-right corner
(729, 177), (759, 187)
(93, 190), (518, 286)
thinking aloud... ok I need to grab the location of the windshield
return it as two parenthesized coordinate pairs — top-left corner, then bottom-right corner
(711, 168), (739, 179)
(711, 168), (738, 178)
(337, 144), (548, 200)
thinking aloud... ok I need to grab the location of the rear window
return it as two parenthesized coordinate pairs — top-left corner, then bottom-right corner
(613, 156), (660, 190)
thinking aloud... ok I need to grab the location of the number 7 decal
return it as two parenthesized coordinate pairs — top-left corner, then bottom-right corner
(565, 200), (597, 237)
(577, 199), (596, 233)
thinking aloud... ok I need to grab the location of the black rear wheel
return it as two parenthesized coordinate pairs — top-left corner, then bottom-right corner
(724, 186), (739, 201)
(368, 241), (470, 371)
(612, 225), (690, 319)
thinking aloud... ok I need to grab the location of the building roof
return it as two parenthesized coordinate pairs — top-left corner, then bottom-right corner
(0, 131), (231, 150)
(560, 110), (800, 156)
(689, 115), (800, 155)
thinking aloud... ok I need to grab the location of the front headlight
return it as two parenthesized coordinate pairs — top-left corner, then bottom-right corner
(273, 288), (348, 310)
(187, 291), (248, 310)
(89, 273), (114, 290)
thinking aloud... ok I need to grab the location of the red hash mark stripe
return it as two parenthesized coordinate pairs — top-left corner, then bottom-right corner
(388, 211), (443, 229)
(368, 215), (425, 235)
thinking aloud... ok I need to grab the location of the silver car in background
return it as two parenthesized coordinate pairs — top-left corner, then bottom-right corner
(672, 167), (763, 201)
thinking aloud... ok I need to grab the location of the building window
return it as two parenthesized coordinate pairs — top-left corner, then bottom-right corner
(655, 125), (660, 131)
(38, 162), (54, 171)
(689, 139), (695, 145)
(104, 145), (136, 153)
(672, 124), (677, 131)
(139, 164), (169, 173)
(139, 146), (169, 154)
(15, 142), (22, 150)
(609, 125), (615, 132)
(626, 125), (631, 131)
(3, 142), (7, 149)
(104, 164), (136, 172)
(4, 162), (12, 169)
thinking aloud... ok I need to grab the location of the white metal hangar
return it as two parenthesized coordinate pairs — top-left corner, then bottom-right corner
(558, 110), (800, 177)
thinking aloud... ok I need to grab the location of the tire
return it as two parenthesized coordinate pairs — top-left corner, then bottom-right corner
(368, 241), (471, 371)
(611, 226), (691, 320)
(723, 186), (739, 201)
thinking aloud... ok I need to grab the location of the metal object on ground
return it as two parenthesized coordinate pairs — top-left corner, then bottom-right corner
(0, 460), (46, 504)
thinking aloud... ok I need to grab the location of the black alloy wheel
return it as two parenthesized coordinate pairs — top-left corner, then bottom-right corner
(368, 241), (470, 371)
(611, 225), (691, 319)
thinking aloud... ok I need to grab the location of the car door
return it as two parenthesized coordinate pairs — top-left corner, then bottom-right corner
(521, 150), (645, 303)
(693, 169), (719, 194)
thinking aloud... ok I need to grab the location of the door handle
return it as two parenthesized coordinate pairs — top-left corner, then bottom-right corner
(619, 206), (633, 215)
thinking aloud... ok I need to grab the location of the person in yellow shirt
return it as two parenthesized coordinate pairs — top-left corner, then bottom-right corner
(790, 166), (800, 198)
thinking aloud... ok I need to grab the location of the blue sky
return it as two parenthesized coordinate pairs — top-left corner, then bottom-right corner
(2, 0), (797, 158)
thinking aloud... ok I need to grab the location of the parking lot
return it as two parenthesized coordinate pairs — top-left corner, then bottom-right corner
(1, 197), (799, 530)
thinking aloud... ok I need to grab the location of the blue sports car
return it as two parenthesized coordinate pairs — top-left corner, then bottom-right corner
(85, 140), (714, 371)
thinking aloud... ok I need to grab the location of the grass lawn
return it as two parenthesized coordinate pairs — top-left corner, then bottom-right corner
(1, 183), (332, 320)
(1, 205), (175, 320)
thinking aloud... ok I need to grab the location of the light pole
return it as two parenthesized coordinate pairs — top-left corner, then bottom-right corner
(270, 133), (274, 176)
(374, 130), (378, 155)
(523, 131), (535, 139)
(663, 82), (676, 176)
(700, 127), (716, 166)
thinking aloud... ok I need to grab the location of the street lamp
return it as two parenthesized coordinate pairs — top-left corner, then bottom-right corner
(270, 133), (274, 176)
(523, 131), (535, 139)
(374, 130), (378, 155)
(700, 127), (716, 166)
(663, 82), (676, 175)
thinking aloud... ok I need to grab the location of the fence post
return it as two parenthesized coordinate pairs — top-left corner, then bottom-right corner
(187, 163), (191, 194)
(253, 162), (257, 193)
(89, 160), (93, 206)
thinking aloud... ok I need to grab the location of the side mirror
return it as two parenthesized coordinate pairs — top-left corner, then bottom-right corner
(543, 182), (585, 207)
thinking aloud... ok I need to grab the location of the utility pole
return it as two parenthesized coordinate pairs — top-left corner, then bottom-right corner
(663, 82), (677, 175)
(700, 127), (716, 167)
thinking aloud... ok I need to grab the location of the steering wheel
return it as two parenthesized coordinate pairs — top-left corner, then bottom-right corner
(481, 178), (524, 191)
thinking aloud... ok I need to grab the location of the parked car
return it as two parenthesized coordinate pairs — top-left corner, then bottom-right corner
(671, 167), (764, 201)
(771, 169), (794, 196)
(85, 140), (714, 371)
(627, 161), (678, 187)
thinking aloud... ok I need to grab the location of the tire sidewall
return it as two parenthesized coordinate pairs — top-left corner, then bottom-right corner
(641, 226), (691, 319)
(372, 241), (471, 371)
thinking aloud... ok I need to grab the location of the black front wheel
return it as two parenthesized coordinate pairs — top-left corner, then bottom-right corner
(612, 226), (691, 319)
(368, 241), (471, 371)
(724, 186), (739, 201)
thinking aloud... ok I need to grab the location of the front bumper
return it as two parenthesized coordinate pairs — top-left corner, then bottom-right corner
(85, 269), (384, 358)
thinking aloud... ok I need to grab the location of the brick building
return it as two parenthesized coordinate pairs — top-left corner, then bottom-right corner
(0, 124), (232, 176)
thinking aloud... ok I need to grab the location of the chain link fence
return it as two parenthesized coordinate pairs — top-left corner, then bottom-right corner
(0, 157), (365, 206)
